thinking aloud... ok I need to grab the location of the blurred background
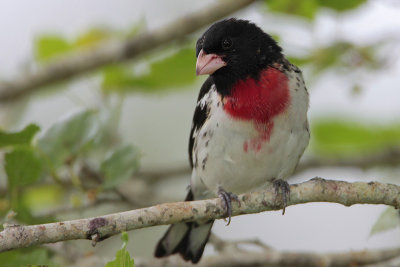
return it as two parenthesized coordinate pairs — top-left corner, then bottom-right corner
(0, 0), (400, 266)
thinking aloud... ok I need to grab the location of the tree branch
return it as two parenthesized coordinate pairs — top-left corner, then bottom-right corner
(135, 248), (400, 267)
(0, 0), (258, 103)
(0, 178), (399, 252)
(43, 232), (400, 266)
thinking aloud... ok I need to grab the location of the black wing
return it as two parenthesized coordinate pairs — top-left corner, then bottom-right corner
(188, 76), (214, 169)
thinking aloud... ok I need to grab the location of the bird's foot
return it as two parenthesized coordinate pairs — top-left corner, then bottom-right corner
(273, 179), (291, 215)
(218, 186), (238, 226)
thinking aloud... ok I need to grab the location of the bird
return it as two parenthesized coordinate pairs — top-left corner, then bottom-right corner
(154, 18), (310, 264)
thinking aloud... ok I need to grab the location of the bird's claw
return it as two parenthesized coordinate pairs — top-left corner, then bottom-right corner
(273, 179), (290, 215)
(218, 187), (238, 226)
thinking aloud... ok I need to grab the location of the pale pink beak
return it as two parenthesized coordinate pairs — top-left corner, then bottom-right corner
(196, 49), (226, 76)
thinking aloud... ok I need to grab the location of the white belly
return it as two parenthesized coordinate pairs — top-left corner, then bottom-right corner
(191, 75), (309, 199)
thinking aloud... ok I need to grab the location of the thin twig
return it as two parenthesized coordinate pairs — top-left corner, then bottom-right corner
(134, 248), (400, 267)
(209, 233), (271, 253)
(0, 178), (399, 252)
(138, 147), (400, 182)
(297, 147), (400, 173)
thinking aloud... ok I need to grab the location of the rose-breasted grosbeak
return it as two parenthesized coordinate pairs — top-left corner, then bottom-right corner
(155, 18), (309, 263)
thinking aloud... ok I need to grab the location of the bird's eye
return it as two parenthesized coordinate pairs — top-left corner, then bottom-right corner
(221, 38), (233, 50)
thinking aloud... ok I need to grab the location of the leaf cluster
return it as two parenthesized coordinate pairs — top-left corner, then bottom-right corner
(0, 110), (140, 266)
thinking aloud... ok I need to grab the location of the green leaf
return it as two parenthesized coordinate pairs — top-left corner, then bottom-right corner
(136, 48), (196, 89)
(35, 35), (72, 62)
(0, 124), (40, 148)
(121, 231), (129, 244)
(287, 56), (312, 67)
(35, 29), (111, 63)
(5, 148), (43, 191)
(34, 23), (142, 64)
(0, 248), (55, 267)
(21, 184), (65, 213)
(288, 41), (385, 77)
(102, 48), (196, 92)
(317, 0), (366, 12)
(307, 43), (353, 74)
(105, 232), (134, 267)
(100, 145), (140, 189)
(75, 28), (111, 48)
(37, 110), (99, 169)
(4, 148), (56, 224)
(265, 0), (319, 20)
(370, 207), (400, 236)
(102, 65), (128, 90)
(311, 120), (400, 156)
(265, 0), (366, 20)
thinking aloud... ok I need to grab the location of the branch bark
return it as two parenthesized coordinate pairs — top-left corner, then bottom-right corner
(0, 0), (258, 103)
(0, 178), (399, 252)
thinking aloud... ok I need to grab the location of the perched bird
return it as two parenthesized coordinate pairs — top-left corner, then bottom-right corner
(155, 18), (309, 263)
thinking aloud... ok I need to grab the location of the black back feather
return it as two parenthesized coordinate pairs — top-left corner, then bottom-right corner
(188, 76), (214, 168)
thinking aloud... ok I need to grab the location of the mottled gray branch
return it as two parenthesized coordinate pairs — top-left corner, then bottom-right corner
(135, 248), (400, 267)
(0, 178), (399, 252)
(0, 0), (258, 102)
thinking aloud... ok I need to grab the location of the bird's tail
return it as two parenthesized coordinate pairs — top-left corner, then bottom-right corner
(154, 190), (214, 263)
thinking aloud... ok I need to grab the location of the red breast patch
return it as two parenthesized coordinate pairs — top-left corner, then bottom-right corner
(223, 67), (290, 152)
